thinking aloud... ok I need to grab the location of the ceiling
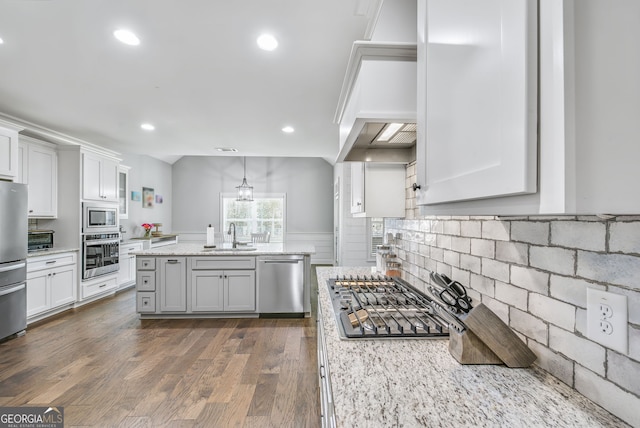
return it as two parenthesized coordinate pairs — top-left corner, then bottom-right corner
(0, 0), (377, 163)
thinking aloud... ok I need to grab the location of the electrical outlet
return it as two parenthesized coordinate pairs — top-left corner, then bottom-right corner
(587, 288), (628, 354)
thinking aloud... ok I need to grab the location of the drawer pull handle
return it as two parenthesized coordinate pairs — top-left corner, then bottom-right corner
(46, 261), (57, 265)
(99, 284), (107, 288)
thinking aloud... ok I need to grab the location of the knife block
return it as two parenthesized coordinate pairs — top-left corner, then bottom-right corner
(449, 303), (537, 368)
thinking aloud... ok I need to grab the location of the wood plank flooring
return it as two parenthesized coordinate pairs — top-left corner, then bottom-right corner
(0, 282), (321, 427)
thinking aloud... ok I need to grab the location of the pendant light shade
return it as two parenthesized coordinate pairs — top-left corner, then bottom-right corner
(236, 157), (253, 201)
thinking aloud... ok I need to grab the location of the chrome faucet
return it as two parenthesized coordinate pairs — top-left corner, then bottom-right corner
(227, 222), (237, 248)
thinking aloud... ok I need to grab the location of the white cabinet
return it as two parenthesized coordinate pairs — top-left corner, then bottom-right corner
(118, 241), (143, 290)
(18, 136), (58, 218)
(26, 252), (77, 321)
(159, 257), (187, 312)
(0, 124), (21, 181)
(191, 270), (256, 312)
(350, 162), (405, 218)
(118, 165), (130, 219)
(82, 151), (118, 202)
(415, 0), (538, 207)
(81, 274), (118, 300)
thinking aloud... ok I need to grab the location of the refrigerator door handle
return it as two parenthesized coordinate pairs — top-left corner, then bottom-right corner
(0, 262), (26, 273)
(0, 282), (26, 297)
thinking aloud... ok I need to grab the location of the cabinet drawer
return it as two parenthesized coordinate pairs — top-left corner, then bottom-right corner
(137, 292), (156, 313)
(191, 257), (256, 270)
(120, 242), (143, 256)
(136, 271), (156, 291)
(137, 258), (156, 270)
(82, 276), (117, 299)
(28, 252), (77, 272)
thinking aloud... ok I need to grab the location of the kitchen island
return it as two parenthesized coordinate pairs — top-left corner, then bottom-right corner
(316, 266), (627, 428)
(132, 242), (314, 318)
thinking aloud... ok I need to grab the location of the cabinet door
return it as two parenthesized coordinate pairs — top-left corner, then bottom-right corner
(350, 162), (364, 214)
(191, 270), (225, 312)
(101, 158), (119, 202)
(159, 258), (186, 312)
(82, 153), (102, 200)
(0, 126), (19, 180)
(118, 166), (130, 219)
(225, 270), (256, 312)
(117, 255), (132, 286)
(416, 0), (537, 205)
(27, 144), (57, 217)
(50, 265), (76, 308)
(26, 271), (48, 317)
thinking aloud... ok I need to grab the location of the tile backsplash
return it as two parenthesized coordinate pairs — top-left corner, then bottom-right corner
(384, 162), (640, 426)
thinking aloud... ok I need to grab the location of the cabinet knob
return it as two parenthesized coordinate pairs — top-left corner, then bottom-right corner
(29, 209), (34, 213)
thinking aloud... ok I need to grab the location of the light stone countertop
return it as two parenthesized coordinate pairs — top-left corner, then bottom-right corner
(316, 266), (628, 428)
(27, 247), (79, 258)
(131, 242), (315, 256)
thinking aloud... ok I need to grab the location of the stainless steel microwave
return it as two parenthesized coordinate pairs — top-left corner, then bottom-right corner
(82, 202), (118, 233)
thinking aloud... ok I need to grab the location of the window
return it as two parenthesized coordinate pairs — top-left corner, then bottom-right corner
(368, 217), (384, 258)
(221, 193), (286, 242)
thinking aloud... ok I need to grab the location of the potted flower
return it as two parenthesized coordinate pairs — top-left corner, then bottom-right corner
(141, 223), (154, 238)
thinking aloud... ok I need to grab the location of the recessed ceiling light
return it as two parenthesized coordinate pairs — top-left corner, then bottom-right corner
(141, 123), (155, 131)
(282, 126), (294, 133)
(114, 29), (140, 46)
(257, 34), (278, 51)
(216, 147), (238, 152)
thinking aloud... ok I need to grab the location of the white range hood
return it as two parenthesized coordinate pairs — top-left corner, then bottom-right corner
(334, 41), (417, 163)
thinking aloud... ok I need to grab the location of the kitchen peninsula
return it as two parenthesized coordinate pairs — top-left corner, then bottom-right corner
(132, 242), (314, 318)
(316, 267), (627, 427)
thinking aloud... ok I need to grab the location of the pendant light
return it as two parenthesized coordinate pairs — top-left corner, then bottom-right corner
(236, 156), (254, 201)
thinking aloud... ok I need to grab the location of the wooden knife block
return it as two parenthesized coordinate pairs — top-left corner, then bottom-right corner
(448, 303), (537, 368)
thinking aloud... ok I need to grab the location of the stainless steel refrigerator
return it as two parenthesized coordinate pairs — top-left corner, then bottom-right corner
(0, 181), (28, 341)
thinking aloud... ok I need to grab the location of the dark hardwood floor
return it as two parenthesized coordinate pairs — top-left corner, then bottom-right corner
(0, 274), (322, 427)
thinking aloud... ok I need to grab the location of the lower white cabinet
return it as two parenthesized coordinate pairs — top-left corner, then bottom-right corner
(117, 241), (143, 289)
(27, 252), (77, 321)
(191, 270), (256, 312)
(159, 257), (187, 312)
(81, 274), (118, 300)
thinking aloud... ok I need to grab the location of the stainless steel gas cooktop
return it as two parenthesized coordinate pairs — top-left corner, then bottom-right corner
(326, 275), (451, 340)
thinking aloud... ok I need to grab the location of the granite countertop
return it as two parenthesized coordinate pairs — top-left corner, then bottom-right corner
(27, 247), (79, 258)
(131, 242), (315, 256)
(316, 266), (627, 428)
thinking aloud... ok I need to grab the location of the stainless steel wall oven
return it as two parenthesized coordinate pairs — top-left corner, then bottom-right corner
(82, 232), (120, 279)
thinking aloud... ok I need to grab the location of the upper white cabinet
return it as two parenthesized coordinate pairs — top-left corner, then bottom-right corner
(118, 165), (130, 219)
(18, 136), (58, 218)
(414, 0), (640, 215)
(82, 151), (119, 202)
(351, 162), (405, 218)
(0, 123), (22, 181)
(415, 0), (538, 206)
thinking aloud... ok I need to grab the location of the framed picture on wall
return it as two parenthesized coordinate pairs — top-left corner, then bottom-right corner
(131, 191), (141, 202)
(142, 187), (154, 208)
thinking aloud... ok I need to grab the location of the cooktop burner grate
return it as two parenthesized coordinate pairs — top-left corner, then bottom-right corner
(326, 275), (450, 340)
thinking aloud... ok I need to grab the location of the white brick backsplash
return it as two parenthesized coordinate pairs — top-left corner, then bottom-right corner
(495, 280), (528, 310)
(511, 265), (549, 294)
(460, 254), (481, 274)
(436, 234), (451, 249)
(424, 233), (437, 246)
(419, 219), (430, 232)
(510, 307), (548, 343)
(424, 256), (437, 272)
(431, 219), (444, 234)
(481, 258), (510, 282)
(461, 220), (482, 238)
(530, 246), (575, 276)
(470, 273), (495, 297)
(575, 365), (640, 428)
(608, 351), (640, 396)
(511, 221), (549, 245)
(551, 221), (606, 251)
(630, 325), (640, 363)
(495, 241), (528, 265)
(471, 238), (495, 258)
(528, 341), (574, 386)
(480, 297), (508, 323)
(575, 308), (587, 337)
(430, 247), (444, 262)
(549, 326), (606, 376)
(443, 249), (459, 267)
(482, 220), (510, 241)
(550, 275), (605, 308)
(451, 236), (471, 254)
(577, 251), (640, 289)
(610, 222), (640, 254)
(443, 220), (460, 236)
(529, 293), (576, 331)
(609, 285), (640, 325)
(451, 268), (470, 286)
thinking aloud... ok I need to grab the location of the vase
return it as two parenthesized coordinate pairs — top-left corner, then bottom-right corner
(144, 230), (151, 238)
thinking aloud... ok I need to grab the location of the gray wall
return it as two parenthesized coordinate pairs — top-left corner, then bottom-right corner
(119, 153), (173, 239)
(171, 156), (333, 234)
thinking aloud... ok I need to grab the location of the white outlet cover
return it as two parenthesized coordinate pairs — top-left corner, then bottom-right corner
(587, 288), (628, 354)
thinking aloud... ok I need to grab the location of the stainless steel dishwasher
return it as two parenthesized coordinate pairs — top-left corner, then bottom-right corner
(257, 255), (304, 314)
